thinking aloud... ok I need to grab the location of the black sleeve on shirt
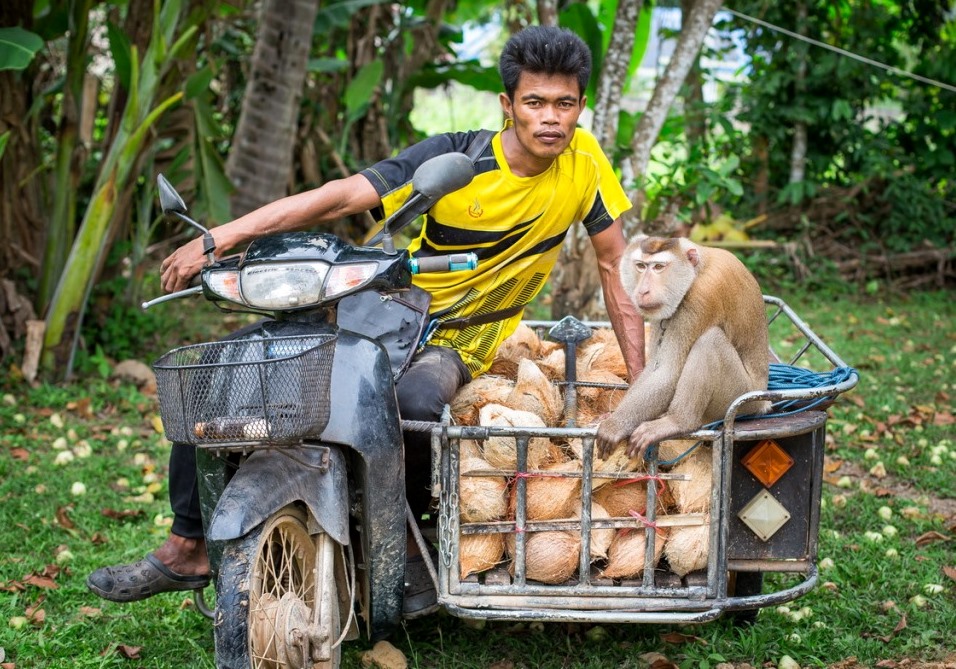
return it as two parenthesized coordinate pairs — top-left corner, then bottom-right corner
(581, 194), (616, 237)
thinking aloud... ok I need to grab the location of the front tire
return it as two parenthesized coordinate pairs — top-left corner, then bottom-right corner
(215, 505), (343, 668)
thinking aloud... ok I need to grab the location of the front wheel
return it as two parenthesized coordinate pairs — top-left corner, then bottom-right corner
(215, 505), (343, 668)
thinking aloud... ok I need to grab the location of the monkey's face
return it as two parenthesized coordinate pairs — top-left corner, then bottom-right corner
(624, 246), (697, 321)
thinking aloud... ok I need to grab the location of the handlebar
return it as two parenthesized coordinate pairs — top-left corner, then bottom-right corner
(408, 253), (478, 274)
(142, 285), (203, 310)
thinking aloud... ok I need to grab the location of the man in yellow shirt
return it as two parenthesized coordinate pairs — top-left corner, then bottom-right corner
(88, 25), (645, 616)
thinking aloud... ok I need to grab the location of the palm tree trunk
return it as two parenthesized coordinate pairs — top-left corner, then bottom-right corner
(226, 0), (320, 219)
(623, 0), (723, 234)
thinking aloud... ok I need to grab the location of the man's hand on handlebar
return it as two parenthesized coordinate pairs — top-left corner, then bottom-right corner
(161, 236), (208, 293)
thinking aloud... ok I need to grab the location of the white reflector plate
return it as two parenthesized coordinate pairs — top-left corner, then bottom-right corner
(738, 489), (791, 542)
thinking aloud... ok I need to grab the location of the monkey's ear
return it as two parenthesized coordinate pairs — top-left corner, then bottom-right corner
(686, 247), (700, 267)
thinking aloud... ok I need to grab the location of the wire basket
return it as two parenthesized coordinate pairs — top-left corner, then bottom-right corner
(153, 335), (335, 446)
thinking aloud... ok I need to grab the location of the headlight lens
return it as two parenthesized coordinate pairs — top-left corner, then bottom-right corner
(240, 262), (330, 309)
(324, 262), (377, 299)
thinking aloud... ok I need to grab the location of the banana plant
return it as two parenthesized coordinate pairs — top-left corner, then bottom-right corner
(41, 0), (196, 377)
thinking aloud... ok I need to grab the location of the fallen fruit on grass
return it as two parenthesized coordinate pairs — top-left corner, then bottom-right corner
(54, 451), (74, 466)
(896, 455), (911, 466)
(909, 594), (928, 608)
(836, 476), (853, 488)
(8, 616), (28, 630)
(71, 481), (87, 496)
(831, 494), (847, 508)
(869, 462), (887, 478)
(882, 525), (898, 537)
(885, 548), (899, 559)
(50, 413), (64, 428)
(778, 655), (800, 669)
(924, 583), (944, 595)
(878, 506), (892, 520)
(819, 557), (835, 570)
(53, 437), (68, 450)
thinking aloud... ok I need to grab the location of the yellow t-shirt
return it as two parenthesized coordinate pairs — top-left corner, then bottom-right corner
(360, 124), (631, 376)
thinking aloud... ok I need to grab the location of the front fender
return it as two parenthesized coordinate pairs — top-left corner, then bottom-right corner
(206, 444), (349, 546)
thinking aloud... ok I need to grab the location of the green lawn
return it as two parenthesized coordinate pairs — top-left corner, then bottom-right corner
(1, 288), (953, 668)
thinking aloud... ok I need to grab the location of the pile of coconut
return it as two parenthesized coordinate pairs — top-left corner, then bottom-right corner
(449, 324), (712, 586)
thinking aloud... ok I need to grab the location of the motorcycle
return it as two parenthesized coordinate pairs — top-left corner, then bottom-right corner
(146, 153), (858, 668)
(146, 152), (478, 668)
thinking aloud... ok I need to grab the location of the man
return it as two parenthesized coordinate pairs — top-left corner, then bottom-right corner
(87, 24), (645, 615)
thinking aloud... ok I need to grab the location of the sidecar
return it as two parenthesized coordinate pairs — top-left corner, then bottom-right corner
(427, 295), (858, 624)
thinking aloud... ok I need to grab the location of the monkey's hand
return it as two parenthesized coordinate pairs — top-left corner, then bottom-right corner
(595, 416), (633, 458)
(626, 417), (681, 461)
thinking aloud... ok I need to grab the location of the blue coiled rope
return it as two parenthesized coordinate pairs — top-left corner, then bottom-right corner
(653, 363), (858, 466)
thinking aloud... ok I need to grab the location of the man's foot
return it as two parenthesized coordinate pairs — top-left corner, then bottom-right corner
(87, 534), (210, 603)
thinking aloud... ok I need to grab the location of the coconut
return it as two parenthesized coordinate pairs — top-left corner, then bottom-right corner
(575, 369), (627, 416)
(507, 531), (581, 584)
(505, 358), (563, 426)
(451, 376), (515, 425)
(578, 329), (629, 379)
(663, 520), (710, 577)
(459, 532), (505, 579)
(459, 457), (508, 523)
(593, 479), (649, 519)
(668, 447), (712, 514)
(535, 347), (567, 382)
(657, 439), (699, 464)
(573, 501), (614, 560)
(478, 403), (556, 470)
(592, 446), (644, 490)
(510, 459), (582, 521)
(459, 439), (483, 461)
(600, 526), (668, 580)
(488, 324), (541, 378)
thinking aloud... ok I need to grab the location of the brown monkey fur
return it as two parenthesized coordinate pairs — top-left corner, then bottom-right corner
(595, 235), (770, 459)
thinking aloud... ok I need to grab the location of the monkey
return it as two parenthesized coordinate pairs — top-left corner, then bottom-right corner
(595, 234), (771, 460)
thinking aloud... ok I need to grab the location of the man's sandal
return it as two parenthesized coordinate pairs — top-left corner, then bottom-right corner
(86, 553), (210, 603)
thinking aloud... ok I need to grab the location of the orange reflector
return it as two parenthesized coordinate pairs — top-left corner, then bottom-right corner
(742, 439), (794, 488)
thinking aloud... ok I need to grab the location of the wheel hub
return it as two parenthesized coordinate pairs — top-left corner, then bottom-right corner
(250, 591), (313, 668)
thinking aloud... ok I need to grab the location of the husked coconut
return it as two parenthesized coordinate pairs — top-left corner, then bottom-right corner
(668, 447), (712, 514)
(478, 404), (556, 470)
(510, 459), (582, 521)
(505, 358), (563, 426)
(593, 479), (649, 519)
(593, 446), (644, 490)
(575, 368), (627, 416)
(663, 520), (710, 577)
(488, 324), (541, 378)
(578, 329), (629, 379)
(573, 501), (614, 560)
(535, 347), (566, 382)
(600, 526), (668, 580)
(459, 457), (508, 523)
(451, 376), (515, 426)
(657, 439), (699, 464)
(460, 532), (505, 579)
(508, 531), (581, 584)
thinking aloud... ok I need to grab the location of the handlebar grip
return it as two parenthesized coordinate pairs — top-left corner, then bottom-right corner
(408, 253), (478, 274)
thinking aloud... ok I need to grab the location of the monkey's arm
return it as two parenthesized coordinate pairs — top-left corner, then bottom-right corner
(594, 362), (679, 457)
(590, 219), (645, 381)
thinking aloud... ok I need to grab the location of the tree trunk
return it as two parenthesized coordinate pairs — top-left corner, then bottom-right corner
(789, 1), (808, 185)
(226, 0), (320, 218)
(623, 0), (723, 235)
(681, 0), (706, 148)
(536, 0), (558, 27)
(551, 0), (643, 321)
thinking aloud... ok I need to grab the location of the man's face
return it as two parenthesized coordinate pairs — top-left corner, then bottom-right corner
(499, 71), (585, 176)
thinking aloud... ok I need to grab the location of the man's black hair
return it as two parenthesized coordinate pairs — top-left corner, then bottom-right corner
(499, 25), (592, 101)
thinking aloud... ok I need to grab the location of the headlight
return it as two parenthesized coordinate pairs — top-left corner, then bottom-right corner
(241, 262), (331, 309)
(324, 262), (377, 299)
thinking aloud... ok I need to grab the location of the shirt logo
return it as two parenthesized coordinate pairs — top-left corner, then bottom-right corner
(468, 198), (483, 218)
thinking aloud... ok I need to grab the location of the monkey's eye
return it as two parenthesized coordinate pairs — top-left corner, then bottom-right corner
(634, 261), (648, 273)
(650, 262), (669, 273)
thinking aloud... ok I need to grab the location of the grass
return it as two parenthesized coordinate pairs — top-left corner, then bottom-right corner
(1, 287), (954, 668)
